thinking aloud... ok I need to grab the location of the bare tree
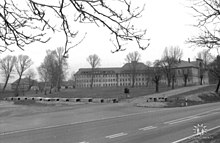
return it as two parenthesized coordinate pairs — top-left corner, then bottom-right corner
(68, 70), (75, 88)
(0, 0), (149, 55)
(160, 46), (183, 88)
(197, 50), (214, 68)
(188, 0), (220, 50)
(37, 63), (49, 94)
(39, 52), (55, 94)
(87, 54), (101, 88)
(125, 51), (141, 87)
(54, 47), (68, 91)
(25, 68), (36, 90)
(187, 1), (220, 92)
(15, 55), (33, 96)
(209, 55), (220, 93)
(145, 61), (152, 87)
(196, 50), (213, 85)
(38, 49), (67, 93)
(70, 71), (75, 81)
(152, 60), (163, 93)
(0, 55), (17, 92)
(182, 68), (190, 87)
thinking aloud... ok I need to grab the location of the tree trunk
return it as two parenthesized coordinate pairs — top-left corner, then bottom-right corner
(49, 87), (52, 94)
(49, 81), (53, 94)
(28, 77), (33, 91)
(2, 75), (10, 92)
(155, 81), (159, 92)
(56, 75), (61, 92)
(132, 73), (135, 87)
(43, 81), (47, 94)
(184, 75), (188, 87)
(215, 79), (220, 93)
(146, 79), (149, 87)
(167, 74), (171, 87)
(171, 77), (175, 89)
(90, 74), (94, 88)
(200, 75), (203, 85)
(15, 75), (22, 96)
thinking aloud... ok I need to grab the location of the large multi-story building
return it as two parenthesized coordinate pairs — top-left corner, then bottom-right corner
(75, 59), (209, 88)
(75, 62), (164, 88)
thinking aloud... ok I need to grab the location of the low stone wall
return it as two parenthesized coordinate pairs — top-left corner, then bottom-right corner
(3, 97), (118, 104)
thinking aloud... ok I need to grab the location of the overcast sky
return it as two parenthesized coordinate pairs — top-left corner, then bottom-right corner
(1, 0), (204, 81)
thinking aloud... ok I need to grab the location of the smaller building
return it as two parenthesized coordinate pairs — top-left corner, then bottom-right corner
(173, 58), (209, 86)
(11, 78), (38, 91)
(62, 80), (75, 89)
(0, 83), (12, 90)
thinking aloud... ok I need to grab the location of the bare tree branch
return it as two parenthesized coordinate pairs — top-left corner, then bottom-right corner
(188, 0), (220, 50)
(0, 0), (149, 56)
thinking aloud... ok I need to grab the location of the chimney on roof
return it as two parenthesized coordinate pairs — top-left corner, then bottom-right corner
(179, 58), (181, 63)
(188, 58), (190, 63)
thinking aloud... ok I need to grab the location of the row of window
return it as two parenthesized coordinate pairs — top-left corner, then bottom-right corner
(76, 77), (149, 83)
(76, 82), (148, 88)
(75, 73), (148, 78)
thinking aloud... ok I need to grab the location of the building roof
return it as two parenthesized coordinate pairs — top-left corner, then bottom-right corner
(12, 78), (38, 85)
(76, 62), (148, 75)
(173, 59), (202, 69)
(75, 67), (121, 75)
(75, 59), (204, 75)
(121, 62), (148, 71)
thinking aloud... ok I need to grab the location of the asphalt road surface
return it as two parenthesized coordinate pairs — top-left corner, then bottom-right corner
(1, 102), (220, 143)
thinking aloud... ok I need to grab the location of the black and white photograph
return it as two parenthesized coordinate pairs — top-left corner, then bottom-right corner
(0, 0), (220, 143)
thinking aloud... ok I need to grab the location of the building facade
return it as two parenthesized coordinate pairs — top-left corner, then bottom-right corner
(174, 58), (209, 86)
(11, 78), (38, 91)
(75, 62), (166, 88)
(75, 59), (209, 88)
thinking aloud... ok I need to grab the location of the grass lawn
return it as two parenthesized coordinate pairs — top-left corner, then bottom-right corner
(1, 84), (173, 100)
(166, 84), (220, 107)
(169, 84), (218, 99)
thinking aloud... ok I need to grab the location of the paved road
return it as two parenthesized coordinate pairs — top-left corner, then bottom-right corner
(0, 102), (220, 143)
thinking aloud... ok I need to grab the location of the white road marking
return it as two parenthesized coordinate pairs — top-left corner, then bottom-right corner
(139, 126), (157, 131)
(1, 106), (220, 136)
(0, 108), (173, 136)
(172, 125), (220, 143)
(78, 141), (89, 143)
(105, 132), (128, 139)
(164, 107), (220, 125)
(164, 116), (199, 125)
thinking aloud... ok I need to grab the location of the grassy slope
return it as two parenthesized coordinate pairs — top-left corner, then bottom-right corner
(169, 84), (218, 99)
(166, 84), (220, 107)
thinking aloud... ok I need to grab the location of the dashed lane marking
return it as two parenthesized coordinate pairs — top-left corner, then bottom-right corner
(164, 116), (199, 125)
(105, 132), (128, 139)
(164, 107), (220, 125)
(139, 126), (157, 131)
(0, 108), (173, 136)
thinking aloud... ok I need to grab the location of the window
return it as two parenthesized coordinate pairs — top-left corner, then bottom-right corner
(178, 70), (181, 75)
